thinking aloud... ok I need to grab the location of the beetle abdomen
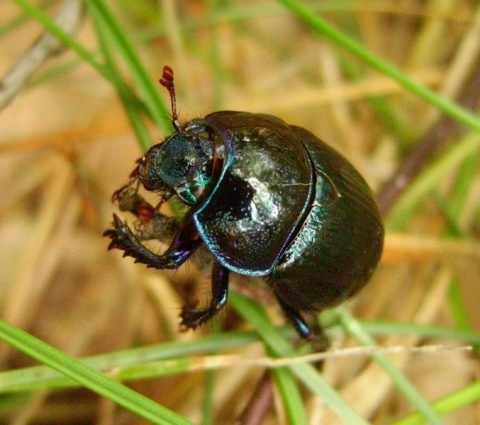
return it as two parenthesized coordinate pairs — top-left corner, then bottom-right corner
(270, 126), (384, 312)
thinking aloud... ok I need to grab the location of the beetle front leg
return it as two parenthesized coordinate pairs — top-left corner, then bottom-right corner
(104, 212), (201, 269)
(181, 261), (229, 329)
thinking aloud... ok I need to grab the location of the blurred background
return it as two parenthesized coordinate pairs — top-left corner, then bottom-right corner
(0, 1), (479, 424)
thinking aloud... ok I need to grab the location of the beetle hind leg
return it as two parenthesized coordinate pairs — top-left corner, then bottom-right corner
(275, 294), (330, 350)
(274, 294), (313, 341)
(180, 262), (229, 330)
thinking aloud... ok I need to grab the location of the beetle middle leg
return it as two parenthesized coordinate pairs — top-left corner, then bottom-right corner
(180, 261), (229, 329)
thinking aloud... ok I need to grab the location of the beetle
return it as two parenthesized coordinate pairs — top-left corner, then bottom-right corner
(104, 66), (384, 341)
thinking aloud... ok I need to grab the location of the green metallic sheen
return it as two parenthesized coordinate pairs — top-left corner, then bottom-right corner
(269, 126), (384, 312)
(193, 112), (383, 314)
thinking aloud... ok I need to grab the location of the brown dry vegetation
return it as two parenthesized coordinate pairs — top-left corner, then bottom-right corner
(0, 1), (479, 424)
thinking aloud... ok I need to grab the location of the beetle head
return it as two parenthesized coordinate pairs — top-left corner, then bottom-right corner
(138, 66), (217, 205)
(138, 128), (215, 205)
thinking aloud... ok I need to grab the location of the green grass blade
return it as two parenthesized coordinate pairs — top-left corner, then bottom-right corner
(12, 0), (109, 79)
(230, 292), (370, 425)
(277, 0), (480, 132)
(0, 331), (259, 393)
(392, 380), (480, 425)
(386, 131), (480, 230)
(0, 319), (193, 425)
(336, 308), (445, 425)
(12, 0), (169, 140)
(89, 4), (153, 151)
(85, 1), (171, 134)
(268, 349), (307, 425)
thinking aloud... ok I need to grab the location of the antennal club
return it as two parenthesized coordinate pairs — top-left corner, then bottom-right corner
(159, 65), (180, 131)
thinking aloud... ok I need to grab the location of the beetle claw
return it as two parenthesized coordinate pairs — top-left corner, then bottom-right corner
(180, 308), (206, 329)
(104, 214), (140, 255)
(112, 213), (123, 227)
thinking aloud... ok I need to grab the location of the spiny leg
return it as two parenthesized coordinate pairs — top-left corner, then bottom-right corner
(104, 212), (201, 269)
(181, 261), (229, 329)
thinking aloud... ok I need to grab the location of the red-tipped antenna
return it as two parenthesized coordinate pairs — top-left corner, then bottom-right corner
(159, 65), (181, 131)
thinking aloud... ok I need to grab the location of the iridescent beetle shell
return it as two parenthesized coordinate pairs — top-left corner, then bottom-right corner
(104, 66), (384, 341)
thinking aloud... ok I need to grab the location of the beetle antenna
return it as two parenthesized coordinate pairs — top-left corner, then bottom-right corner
(159, 65), (181, 131)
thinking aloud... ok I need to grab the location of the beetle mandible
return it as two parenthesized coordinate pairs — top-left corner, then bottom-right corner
(104, 66), (384, 341)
